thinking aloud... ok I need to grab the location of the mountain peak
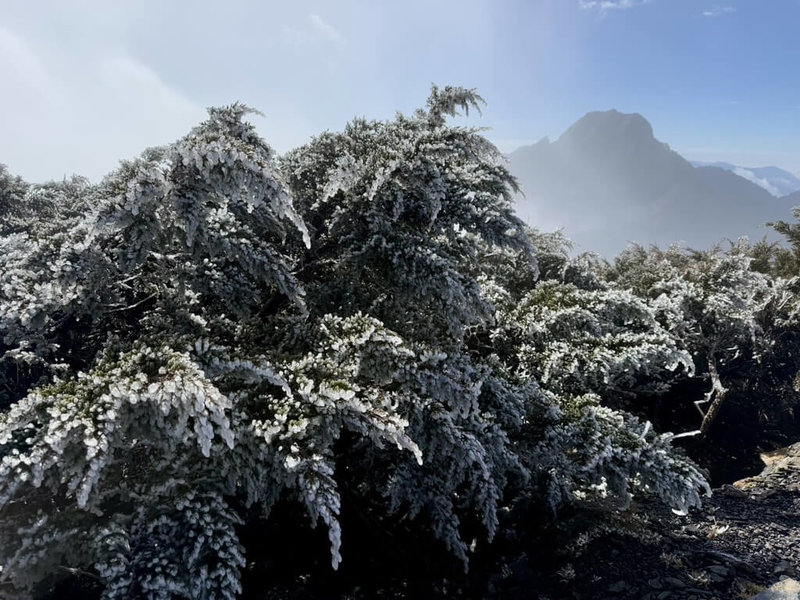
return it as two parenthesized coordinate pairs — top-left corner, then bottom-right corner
(558, 110), (662, 153)
(559, 110), (655, 147)
(507, 109), (788, 258)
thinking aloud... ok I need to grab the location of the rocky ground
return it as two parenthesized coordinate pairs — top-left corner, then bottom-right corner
(514, 442), (800, 600)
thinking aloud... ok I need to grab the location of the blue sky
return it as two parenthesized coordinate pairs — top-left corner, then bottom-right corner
(1, 0), (798, 183)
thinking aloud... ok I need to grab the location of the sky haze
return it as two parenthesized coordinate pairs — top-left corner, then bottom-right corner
(1, 0), (798, 183)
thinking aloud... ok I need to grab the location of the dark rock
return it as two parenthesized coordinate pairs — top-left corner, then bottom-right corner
(607, 581), (627, 593)
(664, 576), (686, 587)
(708, 565), (729, 575)
(648, 577), (663, 589)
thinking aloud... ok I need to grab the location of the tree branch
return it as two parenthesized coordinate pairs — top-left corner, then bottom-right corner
(698, 353), (727, 436)
(104, 292), (158, 313)
(58, 565), (102, 583)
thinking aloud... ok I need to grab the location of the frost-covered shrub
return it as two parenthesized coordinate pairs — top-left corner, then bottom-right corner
(0, 104), (317, 597)
(500, 279), (692, 405)
(475, 232), (707, 515)
(0, 165), (29, 235)
(531, 392), (710, 513)
(0, 89), (713, 598)
(281, 85), (534, 348)
(0, 345), (241, 598)
(478, 231), (691, 411)
(751, 207), (800, 278)
(609, 242), (800, 453)
(280, 87), (538, 563)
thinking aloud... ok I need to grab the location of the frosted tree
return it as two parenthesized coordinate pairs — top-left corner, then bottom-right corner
(0, 104), (412, 597)
(609, 242), (799, 438)
(755, 207), (800, 277)
(0, 165), (28, 234)
(281, 85), (534, 347)
(280, 86), (538, 564)
(765, 209), (800, 402)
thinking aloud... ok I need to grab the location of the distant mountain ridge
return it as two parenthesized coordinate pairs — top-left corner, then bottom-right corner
(689, 161), (800, 197)
(781, 190), (800, 207)
(508, 110), (797, 258)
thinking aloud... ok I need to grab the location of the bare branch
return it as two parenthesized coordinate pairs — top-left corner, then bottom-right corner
(58, 565), (102, 582)
(104, 292), (158, 314)
(699, 353), (728, 436)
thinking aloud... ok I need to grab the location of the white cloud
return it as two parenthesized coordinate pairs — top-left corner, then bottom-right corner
(732, 167), (782, 197)
(98, 56), (204, 119)
(283, 13), (344, 47)
(0, 25), (59, 103)
(579, 0), (652, 12)
(309, 14), (344, 45)
(0, 29), (207, 183)
(702, 6), (736, 17)
(282, 25), (314, 47)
